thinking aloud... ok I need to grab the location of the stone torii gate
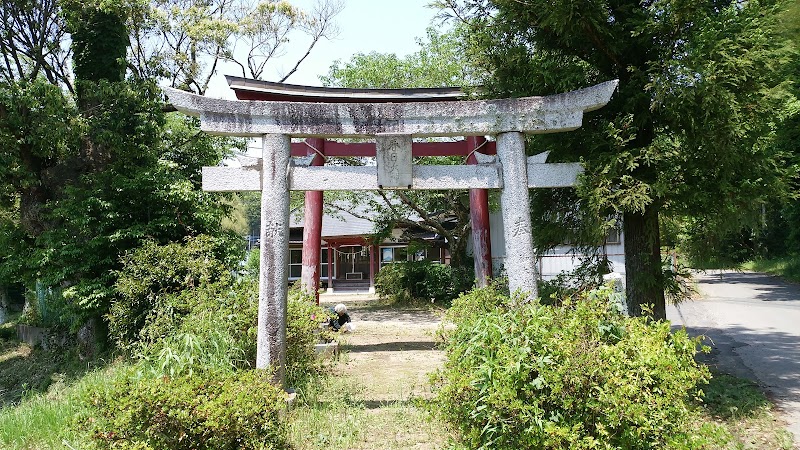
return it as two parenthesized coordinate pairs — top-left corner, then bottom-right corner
(164, 79), (617, 385)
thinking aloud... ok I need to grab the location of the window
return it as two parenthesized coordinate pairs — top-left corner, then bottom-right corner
(380, 246), (408, 267)
(289, 248), (336, 279)
(606, 227), (621, 244)
(289, 248), (302, 279)
(412, 247), (442, 262)
(320, 248), (335, 279)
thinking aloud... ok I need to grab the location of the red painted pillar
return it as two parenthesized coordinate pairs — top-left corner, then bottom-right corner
(301, 138), (325, 303)
(369, 243), (377, 293)
(467, 136), (493, 287)
(326, 245), (333, 293)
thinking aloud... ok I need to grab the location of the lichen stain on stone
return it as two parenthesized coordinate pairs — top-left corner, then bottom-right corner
(273, 103), (344, 135)
(348, 103), (402, 134)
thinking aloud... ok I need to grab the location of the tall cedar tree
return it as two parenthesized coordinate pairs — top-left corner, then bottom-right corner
(0, 1), (235, 330)
(443, 0), (796, 318)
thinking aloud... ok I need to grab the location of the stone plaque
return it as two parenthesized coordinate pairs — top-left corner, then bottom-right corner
(376, 134), (412, 189)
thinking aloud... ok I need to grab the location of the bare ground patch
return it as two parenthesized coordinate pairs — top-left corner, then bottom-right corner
(287, 294), (453, 449)
(330, 295), (445, 402)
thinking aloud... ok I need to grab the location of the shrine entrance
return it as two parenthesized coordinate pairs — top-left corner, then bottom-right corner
(164, 77), (617, 385)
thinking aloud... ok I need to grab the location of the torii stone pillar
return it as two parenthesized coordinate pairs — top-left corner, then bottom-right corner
(497, 132), (537, 297)
(166, 79), (618, 386)
(257, 134), (290, 378)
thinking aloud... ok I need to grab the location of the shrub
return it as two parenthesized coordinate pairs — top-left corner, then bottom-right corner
(375, 260), (474, 304)
(108, 235), (240, 348)
(134, 278), (258, 377)
(285, 285), (333, 387)
(433, 284), (710, 449)
(133, 281), (331, 386)
(82, 369), (288, 450)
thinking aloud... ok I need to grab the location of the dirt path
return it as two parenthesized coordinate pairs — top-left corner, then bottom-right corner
(320, 293), (446, 403)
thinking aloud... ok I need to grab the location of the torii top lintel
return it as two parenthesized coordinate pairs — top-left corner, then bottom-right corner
(163, 79), (618, 139)
(225, 75), (466, 103)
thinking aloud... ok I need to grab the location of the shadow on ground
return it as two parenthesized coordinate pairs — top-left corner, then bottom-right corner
(697, 272), (800, 303)
(0, 337), (105, 407)
(673, 322), (800, 405)
(345, 341), (439, 353)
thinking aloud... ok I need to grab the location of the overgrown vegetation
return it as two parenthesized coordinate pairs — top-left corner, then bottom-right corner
(742, 257), (800, 283)
(375, 260), (474, 305)
(434, 284), (712, 449)
(0, 287), (794, 449)
(80, 369), (289, 450)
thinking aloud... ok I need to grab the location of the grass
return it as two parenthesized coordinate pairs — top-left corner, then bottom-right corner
(0, 364), (125, 450)
(742, 257), (800, 283)
(0, 303), (794, 449)
(693, 372), (795, 449)
(286, 376), (453, 450)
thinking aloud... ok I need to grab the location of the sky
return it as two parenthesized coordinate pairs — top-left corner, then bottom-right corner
(207, 0), (441, 98)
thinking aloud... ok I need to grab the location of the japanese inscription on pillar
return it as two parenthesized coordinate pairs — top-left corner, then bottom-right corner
(376, 134), (413, 189)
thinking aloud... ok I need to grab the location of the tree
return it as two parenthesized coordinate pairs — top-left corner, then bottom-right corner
(0, 0), (73, 91)
(321, 28), (478, 268)
(0, 0), (343, 335)
(0, 1), (240, 332)
(129, 0), (343, 94)
(437, 0), (797, 318)
(321, 27), (474, 89)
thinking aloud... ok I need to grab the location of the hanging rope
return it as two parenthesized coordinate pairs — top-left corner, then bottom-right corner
(333, 246), (368, 258)
(303, 140), (328, 162)
(463, 139), (489, 163)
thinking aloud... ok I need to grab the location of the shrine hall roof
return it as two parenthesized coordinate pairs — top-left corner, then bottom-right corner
(289, 203), (376, 239)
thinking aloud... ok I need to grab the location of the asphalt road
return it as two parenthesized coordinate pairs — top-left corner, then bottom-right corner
(667, 271), (800, 445)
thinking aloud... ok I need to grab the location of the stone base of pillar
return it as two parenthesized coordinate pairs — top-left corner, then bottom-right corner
(368, 286), (376, 294)
(326, 287), (334, 294)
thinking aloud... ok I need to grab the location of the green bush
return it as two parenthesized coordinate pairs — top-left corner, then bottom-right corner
(433, 284), (710, 449)
(375, 261), (474, 304)
(285, 285), (334, 387)
(82, 369), (288, 450)
(134, 278), (258, 376)
(108, 235), (239, 348)
(133, 281), (331, 386)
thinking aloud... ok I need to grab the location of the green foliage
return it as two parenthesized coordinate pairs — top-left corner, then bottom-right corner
(433, 284), (710, 449)
(375, 261), (474, 305)
(81, 369), (288, 450)
(134, 278), (258, 377)
(285, 286), (334, 387)
(0, 76), (237, 331)
(742, 257), (800, 283)
(128, 0), (341, 94)
(444, 0), (797, 317)
(108, 235), (242, 349)
(62, 0), (133, 86)
(111, 239), (330, 386)
(321, 27), (472, 88)
(536, 258), (610, 304)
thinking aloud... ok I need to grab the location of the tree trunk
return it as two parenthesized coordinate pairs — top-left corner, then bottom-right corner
(448, 235), (470, 269)
(623, 206), (666, 320)
(0, 286), (7, 325)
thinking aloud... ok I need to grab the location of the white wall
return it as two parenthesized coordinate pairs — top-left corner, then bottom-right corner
(468, 212), (626, 280)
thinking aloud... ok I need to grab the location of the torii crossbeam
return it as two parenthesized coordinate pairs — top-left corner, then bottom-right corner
(164, 79), (618, 386)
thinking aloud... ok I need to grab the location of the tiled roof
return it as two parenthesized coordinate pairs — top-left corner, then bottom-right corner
(289, 203), (376, 238)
